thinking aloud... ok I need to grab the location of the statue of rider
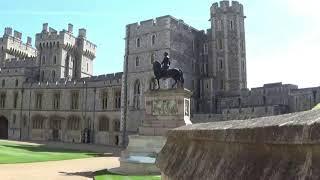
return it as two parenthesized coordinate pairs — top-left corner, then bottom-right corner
(161, 52), (170, 76)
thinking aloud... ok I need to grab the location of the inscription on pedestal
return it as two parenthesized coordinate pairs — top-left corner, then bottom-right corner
(152, 100), (178, 115)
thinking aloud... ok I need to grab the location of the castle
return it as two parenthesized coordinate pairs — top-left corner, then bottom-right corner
(0, 1), (319, 146)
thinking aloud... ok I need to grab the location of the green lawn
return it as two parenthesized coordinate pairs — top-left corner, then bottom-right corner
(0, 140), (97, 164)
(94, 170), (161, 180)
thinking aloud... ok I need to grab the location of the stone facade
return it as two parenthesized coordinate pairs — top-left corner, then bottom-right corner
(0, 1), (319, 146)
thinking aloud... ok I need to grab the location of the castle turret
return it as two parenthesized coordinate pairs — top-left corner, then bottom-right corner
(210, 1), (247, 92)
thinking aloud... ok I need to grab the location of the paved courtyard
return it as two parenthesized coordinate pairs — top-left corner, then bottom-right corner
(0, 140), (121, 180)
(0, 156), (120, 180)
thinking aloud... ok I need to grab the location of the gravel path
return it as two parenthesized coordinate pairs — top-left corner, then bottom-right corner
(0, 157), (119, 180)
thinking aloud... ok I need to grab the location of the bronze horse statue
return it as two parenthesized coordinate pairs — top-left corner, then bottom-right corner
(153, 61), (184, 89)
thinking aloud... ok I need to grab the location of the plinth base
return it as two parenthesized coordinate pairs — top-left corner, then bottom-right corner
(111, 135), (166, 175)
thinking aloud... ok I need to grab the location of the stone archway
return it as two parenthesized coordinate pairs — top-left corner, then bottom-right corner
(0, 116), (8, 139)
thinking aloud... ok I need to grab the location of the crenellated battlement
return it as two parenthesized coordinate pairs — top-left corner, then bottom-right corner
(35, 23), (96, 57)
(127, 15), (199, 36)
(24, 72), (123, 89)
(2, 57), (37, 68)
(210, 1), (244, 16)
(0, 27), (37, 58)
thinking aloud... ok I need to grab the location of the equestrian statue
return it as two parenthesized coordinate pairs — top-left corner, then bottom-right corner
(153, 52), (184, 89)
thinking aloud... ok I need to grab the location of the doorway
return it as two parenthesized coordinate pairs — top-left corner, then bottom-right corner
(0, 116), (8, 139)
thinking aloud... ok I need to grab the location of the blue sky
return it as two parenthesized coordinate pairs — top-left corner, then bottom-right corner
(0, 0), (319, 88)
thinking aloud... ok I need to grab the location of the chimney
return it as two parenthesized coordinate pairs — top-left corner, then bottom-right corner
(27, 36), (32, 45)
(78, 28), (86, 38)
(4, 27), (13, 36)
(42, 23), (48, 32)
(68, 23), (73, 33)
(13, 30), (22, 40)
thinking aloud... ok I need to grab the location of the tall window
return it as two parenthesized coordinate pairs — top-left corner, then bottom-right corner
(15, 79), (18, 87)
(135, 56), (140, 67)
(102, 91), (108, 110)
(218, 39), (223, 50)
(41, 71), (45, 82)
(53, 93), (60, 110)
(113, 120), (120, 132)
(2, 79), (5, 87)
(219, 59), (223, 70)
(203, 43), (208, 54)
(217, 19), (222, 31)
(52, 70), (56, 81)
(35, 93), (42, 109)
(230, 20), (234, 30)
(71, 91), (79, 110)
(13, 92), (18, 109)
(53, 56), (57, 64)
(220, 80), (224, 90)
(114, 90), (121, 109)
(151, 34), (156, 45)
(50, 119), (62, 130)
(136, 38), (140, 48)
(98, 116), (109, 131)
(67, 116), (80, 130)
(133, 80), (140, 109)
(0, 93), (6, 108)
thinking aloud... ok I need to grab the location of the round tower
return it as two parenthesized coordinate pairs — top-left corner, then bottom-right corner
(210, 1), (247, 92)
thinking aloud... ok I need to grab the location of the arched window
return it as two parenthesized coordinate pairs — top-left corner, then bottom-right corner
(151, 34), (156, 45)
(53, 56), (57, 64)
(99, 116), (110, 131)
(15, 79), (18, 87)
(133, 80), (140, 109)
(150, 53), (155, 64)
(135, 56), (140, 67)
(52, 70), (56, 81)
(113, 119), (120, 132)
(41, 71), (45, 82)
(136, 38), (140, 48)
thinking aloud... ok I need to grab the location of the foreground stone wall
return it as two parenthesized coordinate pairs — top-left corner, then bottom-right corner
(156, 109), (320, 180)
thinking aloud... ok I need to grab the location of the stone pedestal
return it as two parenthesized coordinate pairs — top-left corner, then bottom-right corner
(114, 88), (192, 175)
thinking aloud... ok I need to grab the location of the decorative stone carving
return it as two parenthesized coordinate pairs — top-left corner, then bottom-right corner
(152, 100), (178, 115)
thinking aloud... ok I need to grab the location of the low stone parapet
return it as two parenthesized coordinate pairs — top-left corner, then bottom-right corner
(156, 109), (320, 180)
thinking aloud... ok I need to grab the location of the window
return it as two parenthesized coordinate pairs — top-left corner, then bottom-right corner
(13, 93), (18, 109)
(133, 80), (140, 109)
(50, 119), (62, 130)
(52, 70), (56, 81)
(136, 38), (140, 48)
(218, 39), (223, 50)
(220, 80), (224, 90)
(42, 56), (46, 65)
(2, 80), (5, 87)
(32, 119), (44, 129)
(71, 91), (79, 110)
(0, 93), (6, 108)
(41, 71), (45, 82)
(220, 59), (223, 70)
(114, 90), (121, 109)
(135, 56), (140, 67)
(15, 79), (18, 87)
(150, 53), (155, 64)
(87, 63), (89, 72)
(53, 56), (57, 64)
(53, 93), (60, 110)
(67, 116), (80, 130)
(35, 93), (42, 109)
(99, 116), (109, 131)
(151, 34), (156, 45)
(203, 43), (208, 54)
(113, 120), (120, 132)
(230, 20), (234, 30)
(217, 19), (222, 31)
(102, 91), (108, 110)
(242, 61), (245, 72)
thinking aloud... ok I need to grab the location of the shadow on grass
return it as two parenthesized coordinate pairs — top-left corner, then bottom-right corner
(93, 169), (161, 180)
